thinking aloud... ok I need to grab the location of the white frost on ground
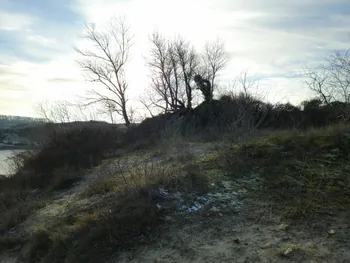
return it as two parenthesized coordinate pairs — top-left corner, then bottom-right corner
(154, 186), (244, 215)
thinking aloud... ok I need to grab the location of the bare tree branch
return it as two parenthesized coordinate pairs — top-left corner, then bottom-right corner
(35, 100), (75, 123)
(144, 32), (229, 113)
(304, 49), (350, 119)
(304, 65), (332, 105)
(75, 15), (133, 126)
(202, 38), (230, 92)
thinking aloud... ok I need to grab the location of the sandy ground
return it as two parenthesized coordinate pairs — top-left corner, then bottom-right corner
(114, 197), (350, 263)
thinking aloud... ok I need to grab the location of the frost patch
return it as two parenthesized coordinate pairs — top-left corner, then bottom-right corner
(152, 185), (243, 214)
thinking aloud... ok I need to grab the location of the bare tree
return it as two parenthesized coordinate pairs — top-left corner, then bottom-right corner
(145, 32), (197, 113)
(75, 16), (133, 126)
(97, 100), (117, 124)
(173, 37), (199, 109)
(143, 33), (229, 115)
(35, 100), (73, 123)
(142, 32), (170, 114)
(304, 66), (332, 105)
(238, 70), (259, 97)
(304, 49), (350, 118)
(201, 38), (230, 92)
(75, 103), (98, 122)
(36, 99), (103, 124)
(35, 101), (54, 123)
(326, 50), (350, 104)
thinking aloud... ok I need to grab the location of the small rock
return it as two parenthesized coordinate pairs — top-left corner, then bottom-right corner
(283, 247), (294, 257)
(234, 238), (240, 244)
(328, 229), (336, 235)
(210, 206), (219, 212)
(73, 240), (80, 248)
(278, 223), (289, 231)
(221, 181), (232, 189)
(165, 216), (173, 222)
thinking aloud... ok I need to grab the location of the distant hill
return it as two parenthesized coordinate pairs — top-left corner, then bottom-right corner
(0, 115), (46, 129)
(0, 118), (127, 150)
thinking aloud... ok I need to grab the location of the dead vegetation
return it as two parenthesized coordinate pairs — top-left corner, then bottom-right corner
(1, 117), (350, 262)
(0, 125), (124, 258)
(205, 123), (350, 220)
(13, 157), (210, 263)
(0, 128), (212, 262)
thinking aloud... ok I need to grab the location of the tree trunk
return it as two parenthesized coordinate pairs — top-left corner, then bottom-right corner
(122, 101), (130, 126)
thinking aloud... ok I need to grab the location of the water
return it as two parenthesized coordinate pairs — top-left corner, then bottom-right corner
(0, 150), (22, 175)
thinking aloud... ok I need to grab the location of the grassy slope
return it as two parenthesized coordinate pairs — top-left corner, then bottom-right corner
(0, 124), (349, 262)
(224, 124), (350, 218)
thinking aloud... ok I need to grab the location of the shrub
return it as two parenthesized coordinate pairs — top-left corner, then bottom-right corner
(18, 192), (162, 263)
(17, 153), (211, 263)
(0, 234), (25, 253)
(4, 125), (122, 190)
(0, 191), (46, 234)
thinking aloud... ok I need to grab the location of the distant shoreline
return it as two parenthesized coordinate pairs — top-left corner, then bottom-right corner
(0, 145), (34, 151)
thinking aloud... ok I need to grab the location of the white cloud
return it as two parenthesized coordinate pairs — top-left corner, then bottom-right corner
(1, 0), (350, 118)
(0, 57), (88, 116)
(0, 12), (35, 31)
(70, 0), (350, 77)
(26, 35), (57, 46)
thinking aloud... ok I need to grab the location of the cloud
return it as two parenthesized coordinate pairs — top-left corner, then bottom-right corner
(0, 1), (87, 117)
(1, 0), (350, 118)
(47, 77), (81, 83)
(0, 12), (35, 31)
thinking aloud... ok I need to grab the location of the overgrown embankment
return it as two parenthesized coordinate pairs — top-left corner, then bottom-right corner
(205, 124), (350, 219)
(0, 124), (124, 259)
(0, 111), (349, 262)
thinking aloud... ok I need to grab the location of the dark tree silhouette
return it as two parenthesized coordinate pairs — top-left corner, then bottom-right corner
(194, 74), (213, 103)
(143, 33), (229, 115)
(143, 32), (199, 113)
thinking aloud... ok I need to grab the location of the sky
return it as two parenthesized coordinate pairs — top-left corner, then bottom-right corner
(0, 0), (350, 120)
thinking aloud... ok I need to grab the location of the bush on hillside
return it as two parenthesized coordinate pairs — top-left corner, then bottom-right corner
(4, 124), (123, 190)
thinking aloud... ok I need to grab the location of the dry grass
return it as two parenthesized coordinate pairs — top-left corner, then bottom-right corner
(11, 153), (210, 263)
(0, 189), (47, 234)
(16, 193), (162, 263)
(219, 124), (350, 218)
(85, 155), (209, 198)
(48, 165), (83, 191)
(0, 234), (25, 253)
(18, 197), (162, 263)
(0, 125), (119, 252)
(0, 164), (80, 237)
(3, 121), (348, 262)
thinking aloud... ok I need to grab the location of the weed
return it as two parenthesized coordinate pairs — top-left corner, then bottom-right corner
(48, 165), (82, 191)
(0, 191), (47, 234)
(0, 234), (25, 253)
(220, 126), (350, 218)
